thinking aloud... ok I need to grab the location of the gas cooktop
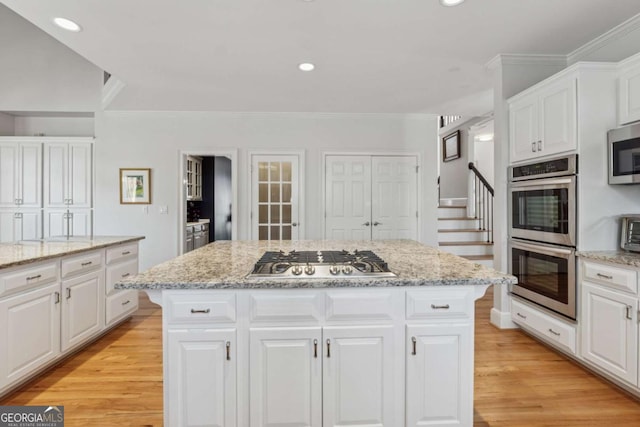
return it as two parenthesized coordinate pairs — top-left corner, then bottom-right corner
(248, 250), (396, 279)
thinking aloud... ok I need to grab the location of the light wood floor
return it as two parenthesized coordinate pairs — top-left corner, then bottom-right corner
(2, 288), (640, 426)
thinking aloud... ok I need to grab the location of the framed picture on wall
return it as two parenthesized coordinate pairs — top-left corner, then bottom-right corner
(442, 130), (461, 162)
(120, 168), (151, 204)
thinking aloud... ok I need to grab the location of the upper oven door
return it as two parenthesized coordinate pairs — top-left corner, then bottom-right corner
(509, 175), (576, 247)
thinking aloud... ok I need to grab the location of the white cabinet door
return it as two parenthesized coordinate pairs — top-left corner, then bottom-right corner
(0, 142), (41, 209)
(44, 142), (92, 208)
(509, 96), (538, 163)
(322, 325), (394, 427)
(0, 210), (42, 242)
(371, 157), (417, 240)
(537, 77), (577, 157)
(250, 327), (322, 427)
(61, 270), (103, 352)
(581, 282), (638, 385)
(619, 60), (640, 125)
(45, 209), (92, 238)
(0, 282), (61, 389)
(406, 324), (472, 427)
(167, 328), (236, 427)
(325, 156), (372, 240)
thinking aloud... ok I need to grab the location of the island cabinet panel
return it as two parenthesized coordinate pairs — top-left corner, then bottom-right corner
(581, 282), (638, 385)
(406, 324), (472, 427)
(322, 325), (394, 427)
(167, 328), (236, 427)
(324, 291), (395, 322)
(249, 327), (322, 427)
(0, 282), (61, 390)
(61, 270), (103, 352)
(249, 292), (322, 323)
(167, 292), (236, 324)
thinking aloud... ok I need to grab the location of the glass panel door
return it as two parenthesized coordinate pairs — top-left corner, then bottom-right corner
(251, 155), (299, 240)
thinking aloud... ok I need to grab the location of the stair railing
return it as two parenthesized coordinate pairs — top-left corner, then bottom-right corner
(468, 162), (494, 243)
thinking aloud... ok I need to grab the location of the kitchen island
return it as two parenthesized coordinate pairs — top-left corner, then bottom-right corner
(117, 239), (515, 427)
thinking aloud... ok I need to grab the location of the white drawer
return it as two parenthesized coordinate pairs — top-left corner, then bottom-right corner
(325, 291), (395, 321)
(105, 258), (138, 295)
(61, 250), (103, 278)
(106, 243), (138, 265)
(249, 292), (322, 323)
(106, 290), (139, 326)
(166, 292), (236, 324)
(511, 298), (576, 354)
(583, 261), (637, 294)
(0, 261), (59, 297)
(406, 288), (474, 320)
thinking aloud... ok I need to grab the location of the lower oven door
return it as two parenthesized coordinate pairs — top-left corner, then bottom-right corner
(509, 239), (576, 320)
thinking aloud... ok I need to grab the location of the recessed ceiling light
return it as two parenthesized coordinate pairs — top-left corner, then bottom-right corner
(53, 17), (82, 32)
(299, 63), (315, 72)
(440, 0), (465, 6)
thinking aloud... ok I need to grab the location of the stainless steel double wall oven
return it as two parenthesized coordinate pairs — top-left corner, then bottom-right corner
(508, 155), (577, 320)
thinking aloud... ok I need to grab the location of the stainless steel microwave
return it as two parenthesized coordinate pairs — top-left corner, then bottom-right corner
(609, 123), (640, 184)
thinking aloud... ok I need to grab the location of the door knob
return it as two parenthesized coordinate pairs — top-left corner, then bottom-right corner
(362, 221), (371, 226)
(292, 222), (298, 227)
(373, 221), (382, 226)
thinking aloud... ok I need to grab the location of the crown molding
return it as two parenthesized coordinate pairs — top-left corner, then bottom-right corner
(485, 54), (567, 71)
(568, 13), (640, 64)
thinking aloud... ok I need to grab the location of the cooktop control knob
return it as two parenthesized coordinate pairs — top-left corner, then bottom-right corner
(329, 265), (340, 275)
(342, 265), (353, 275)
(304, 265), (316, 275)
(291, 265), (303, 275)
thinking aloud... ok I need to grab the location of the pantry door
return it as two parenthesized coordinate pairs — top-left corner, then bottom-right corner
(371, 156), (418, 240)
(324, 156), (372, 240)
(325, 155), (418, 240)
(251, 154), (301, 241)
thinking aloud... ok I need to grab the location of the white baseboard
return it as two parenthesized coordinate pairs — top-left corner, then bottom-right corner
(490, 307), (519, 329)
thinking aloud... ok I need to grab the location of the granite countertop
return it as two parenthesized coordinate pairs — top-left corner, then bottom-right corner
(116, 239), (516, 290)
(186, 219), (210, 227)
(0, 236), (145, 269)
(578, 250), (640, 268)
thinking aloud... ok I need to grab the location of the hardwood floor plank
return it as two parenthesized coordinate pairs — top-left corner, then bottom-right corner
(2, 288), (640, 426)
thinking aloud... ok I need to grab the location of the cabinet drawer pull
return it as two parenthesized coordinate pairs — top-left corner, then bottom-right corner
(531, 142), (536, 152)
(26, 274), (42, 281)
(66, 288), (71, 299)
(121, 273), (131, 278)
(411, 336), (417, 356)
(190, 308), (210, 314)
(516, 312), (527, 320)
(537, 141), (542, 151)
(122, 300), (131, 306)
(596, 273), (613, 280)
(626, 306), (633, 320)
(81, 261), (93, 266)
(548, 328), (560, 337)
(431, 304), (450, 310)
(226, 341), (231, 361)
(326, 339), (331, 358)
(122, 251), (131, 255)
(313, 339), (318, 358)
(54, 292), (60, 304)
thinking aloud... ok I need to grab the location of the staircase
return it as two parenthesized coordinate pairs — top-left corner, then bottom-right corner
(438, 199), (494, 267)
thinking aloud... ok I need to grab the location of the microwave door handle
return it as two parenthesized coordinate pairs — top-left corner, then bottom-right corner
(511, 241), (573, 258)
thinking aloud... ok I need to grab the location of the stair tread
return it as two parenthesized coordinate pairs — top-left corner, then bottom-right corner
(438, 217), (477, 220)
(461, 255), (494, 260)
(438, 228), (485, 233)
(439, 241), (493, 246)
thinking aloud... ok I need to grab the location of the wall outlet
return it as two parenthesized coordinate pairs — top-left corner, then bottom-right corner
(159, 205), (168, 214)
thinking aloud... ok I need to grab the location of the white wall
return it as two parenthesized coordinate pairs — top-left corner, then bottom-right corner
(0, 4), (102, 112)
(94, 111), (439, 271)
(0, 112), (14, 135)
(13, 116), (94, 136)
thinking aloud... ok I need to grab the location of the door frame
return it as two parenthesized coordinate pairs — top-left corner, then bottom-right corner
(247, 150), (306, 240)
(321, 151), (422, 241)
(178, 149), (238, 255)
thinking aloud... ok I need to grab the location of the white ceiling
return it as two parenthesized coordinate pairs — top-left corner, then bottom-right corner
(3, 0), (640, 114)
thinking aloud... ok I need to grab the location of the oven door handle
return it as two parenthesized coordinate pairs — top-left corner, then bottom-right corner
(511, 240), (573, 257)
(510, 177), (574, 189)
